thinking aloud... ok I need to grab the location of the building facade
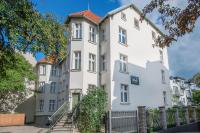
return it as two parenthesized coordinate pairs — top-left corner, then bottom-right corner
(35, 4), (172, 124)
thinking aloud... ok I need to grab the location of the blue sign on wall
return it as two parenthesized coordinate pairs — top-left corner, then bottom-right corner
(130, 76), (139, 85)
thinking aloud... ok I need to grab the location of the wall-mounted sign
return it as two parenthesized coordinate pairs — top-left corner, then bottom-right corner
(130, 76), (139, 85)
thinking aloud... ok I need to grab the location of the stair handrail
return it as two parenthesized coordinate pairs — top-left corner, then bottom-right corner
(48, 101), (68, 130)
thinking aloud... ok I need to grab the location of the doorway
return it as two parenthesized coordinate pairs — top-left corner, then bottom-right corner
(72, 93), (80, 109)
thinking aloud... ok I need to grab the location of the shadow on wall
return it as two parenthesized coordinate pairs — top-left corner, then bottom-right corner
(15, 95), (36, 124)
(111, 60), (171, 111)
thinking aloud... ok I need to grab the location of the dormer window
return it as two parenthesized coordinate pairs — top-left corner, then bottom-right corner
(134, 18), (140, 30)
(121, 12), (126, 21)
(72, 23), (82, 39)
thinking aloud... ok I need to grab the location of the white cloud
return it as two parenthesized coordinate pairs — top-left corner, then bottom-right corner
(111, 0), (200, 78)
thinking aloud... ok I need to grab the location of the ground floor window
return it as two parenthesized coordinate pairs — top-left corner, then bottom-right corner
(49, 100), (55, 112)
(39, 100), (44, 112)
(121, 84), (128, 103)
(163, 91), (167, 106)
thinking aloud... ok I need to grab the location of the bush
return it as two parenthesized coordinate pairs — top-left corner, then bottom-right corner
(77, 88), (107, 133)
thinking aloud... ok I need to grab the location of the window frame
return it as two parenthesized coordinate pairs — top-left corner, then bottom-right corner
(88, 53), (96, 72)
(159, 50), (164, 63)
(72, 23), (82, 39)
(50, 82), (56, 94)
(161, 70), (166, 84)
(101, 54), (106, 71)
(49, 100), (56, 112)
(39, 99), (44, 112)
(51, 65), (57, 76)
(39, 81), (45, 93)
(119, 27), (127, 45)
(39, 65), (46, 75)
(134, 18), (140, 30)
(121, 12), (127, 21)
(119, 54), (128, 73)
(73, 51), (81, 70)
(120, 84), (129, 103)
(89, 26), (96, 43)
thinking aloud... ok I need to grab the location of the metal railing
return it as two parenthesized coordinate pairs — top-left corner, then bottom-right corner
(48, 102), (68, 130)
(71, 102), (81, 128)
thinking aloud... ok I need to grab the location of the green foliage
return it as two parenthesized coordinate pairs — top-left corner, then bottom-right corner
(0, 0), (67, 78)
(178, 107), (186, 125)
(77, 88), (107, 133)
(0, 53), (36, 91)
(146, 108), (161, 132)
(192, 90), (200, 105)
(191, 73), (200, 87)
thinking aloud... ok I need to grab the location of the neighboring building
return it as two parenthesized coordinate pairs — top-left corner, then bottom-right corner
(15, 52), (37, 123)
(170, 77), (193, 106)
(35, 4), (172, 124)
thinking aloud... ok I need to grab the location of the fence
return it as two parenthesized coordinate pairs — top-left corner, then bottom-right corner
(105, 110), (138, 133)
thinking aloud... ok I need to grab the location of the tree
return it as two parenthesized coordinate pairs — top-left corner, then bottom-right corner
(0, 0), (67, 77)
(142, 0), (200, 48)
(0, 53), (36, 112)
(191, 73), (200, 87)
(192, 90), (200, 105)
(77, 88), (107, 133)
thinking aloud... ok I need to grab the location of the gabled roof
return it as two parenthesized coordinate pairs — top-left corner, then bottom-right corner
(100, 3), (165, 36)
(38, 57), (54, 64)
(66, 10), (101, 24)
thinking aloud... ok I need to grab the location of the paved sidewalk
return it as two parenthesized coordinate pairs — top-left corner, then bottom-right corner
(0, 125), (48, 133)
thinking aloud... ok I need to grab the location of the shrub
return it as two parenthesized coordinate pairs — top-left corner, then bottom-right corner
(77, 88), (107, 133)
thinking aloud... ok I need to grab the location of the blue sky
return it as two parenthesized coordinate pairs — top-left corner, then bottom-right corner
(32, 0), (200, 79)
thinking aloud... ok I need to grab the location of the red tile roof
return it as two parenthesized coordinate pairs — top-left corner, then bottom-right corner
(38, 57), (54, 64)
(68, 10), (101, 24)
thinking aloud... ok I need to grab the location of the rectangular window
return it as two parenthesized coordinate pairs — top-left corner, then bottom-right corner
(89, 53), (96, 72)
(121, 12), (126, 21)
(119, 27), (127, 44)
(163, 91), (167, 106)
(120, 54), (128, 73)
(39, 65), (46, 75)
(121, 84), (128, 103)
(73, 51), (81, 70)
(101, 55), (106, 71)
(159, 50), (164, 63)
(102, 29), (106, 41)
(134, 18), (140, 30)
(88, 84), (96, 90)
(51, 65), (57, 76)
(73, 23), (82, 39)
(89, 26), (96, 43)
(161, 70), (166, 83)
(152, 31), (156, 40)
(39, 82), (45, 93)
(50, 82), (56, 94)
(49, 100), (55, 112)
(39, 100), (44, 112)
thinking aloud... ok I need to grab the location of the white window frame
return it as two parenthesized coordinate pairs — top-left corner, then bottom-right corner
(49, 100), (55, 112)
(101, 54), (106, 71)
(73, 51), (81, 70)
(119, 27), (127, 44)
(89, 53), (96, 72)
(134, 18), (140, 30)
(161, 70), (166, 84)
(121, 84), (129, 103)
(88, 84), (96, 90)
(89, 26), (96, 43)
(72, 23), (82, 39)
(39, 81), (45, 93)
(120, 54), (128, 73)
(50, 82), (56, 94)
(39, 65), (46, 75)
(39, 99), (44, 112)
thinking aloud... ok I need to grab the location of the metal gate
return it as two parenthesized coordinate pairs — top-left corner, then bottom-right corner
(106, 111), (138, 133)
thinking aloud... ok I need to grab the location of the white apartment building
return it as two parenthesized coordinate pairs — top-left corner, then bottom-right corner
(35, 4), (172, 125)
(170, 77), (193, 106)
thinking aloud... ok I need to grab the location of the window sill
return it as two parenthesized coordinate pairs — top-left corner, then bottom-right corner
(120, 102), (130, 105)
(88, 70), (97, 74)
(88, 40), (97, 45)
(118, 42), (128, 47)
(72, 38), (82, 41)
(119, 71), (129, 74)
(71, 69), (81, 72)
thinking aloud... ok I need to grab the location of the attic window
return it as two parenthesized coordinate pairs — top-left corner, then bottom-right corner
(134, 18), (140, 30)
(121, 12), (126, 21)
(152, 31), (156, 40)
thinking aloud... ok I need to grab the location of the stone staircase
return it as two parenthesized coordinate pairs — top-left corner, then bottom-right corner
(50, 113), (79, 133)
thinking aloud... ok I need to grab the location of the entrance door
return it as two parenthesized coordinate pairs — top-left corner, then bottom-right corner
(72, 93), (80, 109)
